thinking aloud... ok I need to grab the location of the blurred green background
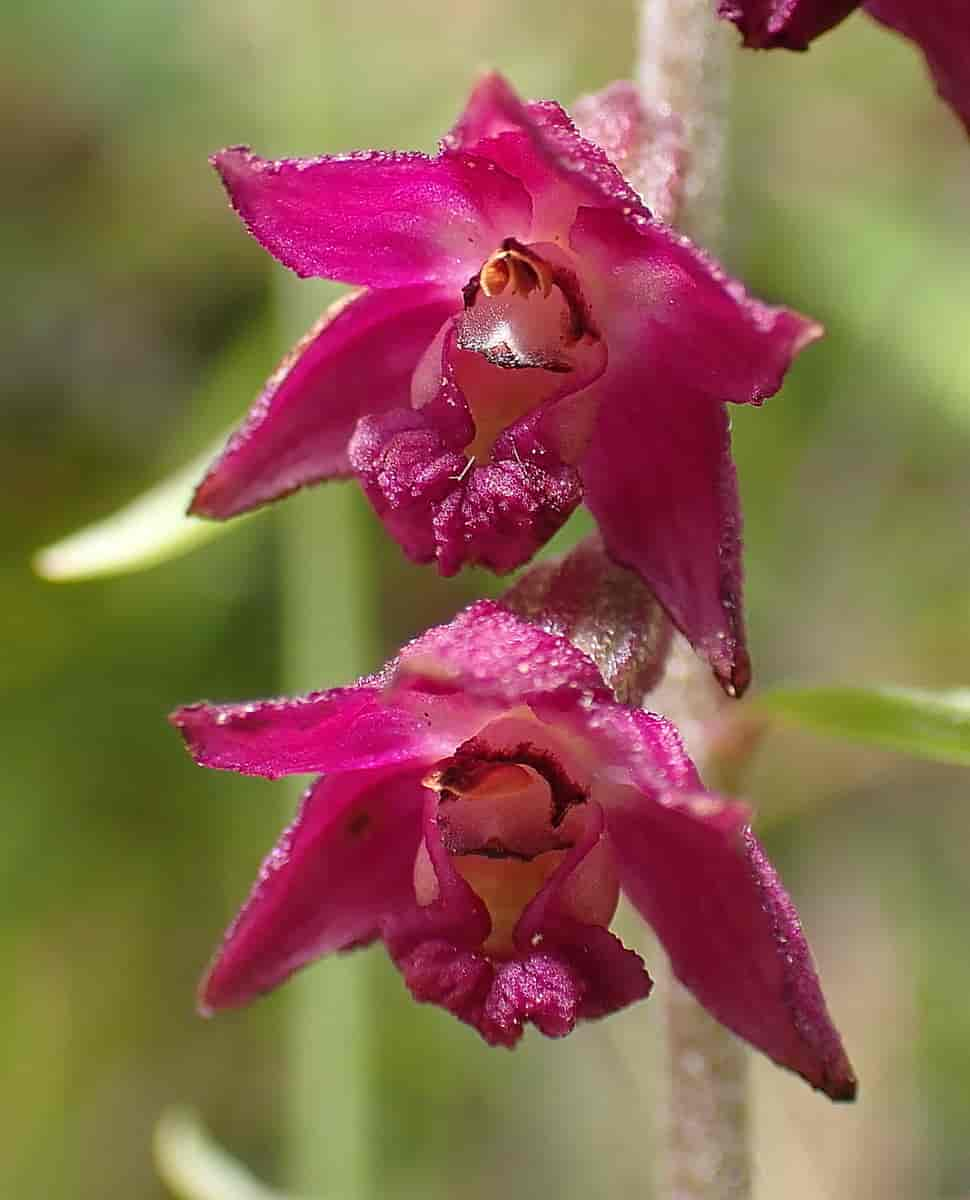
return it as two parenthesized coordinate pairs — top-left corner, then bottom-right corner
(3, 2), (970, 1197)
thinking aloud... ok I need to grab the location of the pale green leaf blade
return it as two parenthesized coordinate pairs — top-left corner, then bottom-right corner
(759, 685), (970, 766)
(32, 439), (246, 582)
(154, 1108), (302, 1200)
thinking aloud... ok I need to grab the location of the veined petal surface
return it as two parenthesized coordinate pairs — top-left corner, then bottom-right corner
(212, 146), (533, 287)
(191, 287), (456, 519)
(390, 600), (613, 710)
(201, 767), (426, 1009)
(581, 376), (747, 694)
(442, 72), (649, 235)
(571, 205), (821, 406)
(605, 788), (857, 1099)
(171, 686), (438, 779)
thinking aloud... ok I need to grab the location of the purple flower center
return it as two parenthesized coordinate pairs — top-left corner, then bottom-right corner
(414, 721), (620, 959)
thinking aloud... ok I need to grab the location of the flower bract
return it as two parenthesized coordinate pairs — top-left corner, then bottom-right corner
(193, 73), (821, 695)
(172, 601), (855, 1099)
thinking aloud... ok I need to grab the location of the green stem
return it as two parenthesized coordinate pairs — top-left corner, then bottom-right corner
(278, 279), (380, 1200)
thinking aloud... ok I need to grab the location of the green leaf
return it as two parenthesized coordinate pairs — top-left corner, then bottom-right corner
(758, 685), (970, 767)
(154, 1108), (303, 1200)
(32, 439), (250, 582)
(32, 308), (276, 583)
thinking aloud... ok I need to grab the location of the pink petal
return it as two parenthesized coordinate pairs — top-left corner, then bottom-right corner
(553, 701), (702, 796)
(571, 205), (821, 406)
(444, 71), (579, 153)
(570, 206), (820, 692)
(390, 600), (613, 710)
(570, 81), (687, 225)
(211, 146), (532, 287)
(604, 788), (857, 1099)
(718, 0), (860, 48)
(865, 0), (970, 135)
(191, 287), (457, 519)
(382, 796), (498, 1036)
(580, 374), (748, 694)
(171, 686), (437, 779)
(441, 73), (649, 237)
(201, 766), (426, 1010)
(627, 708), (704, 791)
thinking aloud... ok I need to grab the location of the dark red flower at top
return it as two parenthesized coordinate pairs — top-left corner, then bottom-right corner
(193, 73), (820, 697)
(719, 0), (970, 136)
(172, 601), (855, 1099)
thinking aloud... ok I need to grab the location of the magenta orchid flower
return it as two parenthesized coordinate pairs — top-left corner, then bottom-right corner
(719, 0), (970, 135)
(172, 601), (855, 1099)
(193, 73), (821, 696)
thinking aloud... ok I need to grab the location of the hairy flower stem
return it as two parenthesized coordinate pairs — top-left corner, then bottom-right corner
(662, 974), (751, 1200)
(637, 0), (733, 251)
(279, 280), (380, 1200)
(647, 636), (754, 1200)
(636, 6), (752, 1197)
(647, 641), (755, 1200)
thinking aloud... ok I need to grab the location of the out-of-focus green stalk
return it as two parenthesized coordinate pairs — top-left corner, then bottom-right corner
(277, 277), (380, 1200)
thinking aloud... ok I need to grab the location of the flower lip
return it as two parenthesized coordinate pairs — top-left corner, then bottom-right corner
(416, 732), (618, 961)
